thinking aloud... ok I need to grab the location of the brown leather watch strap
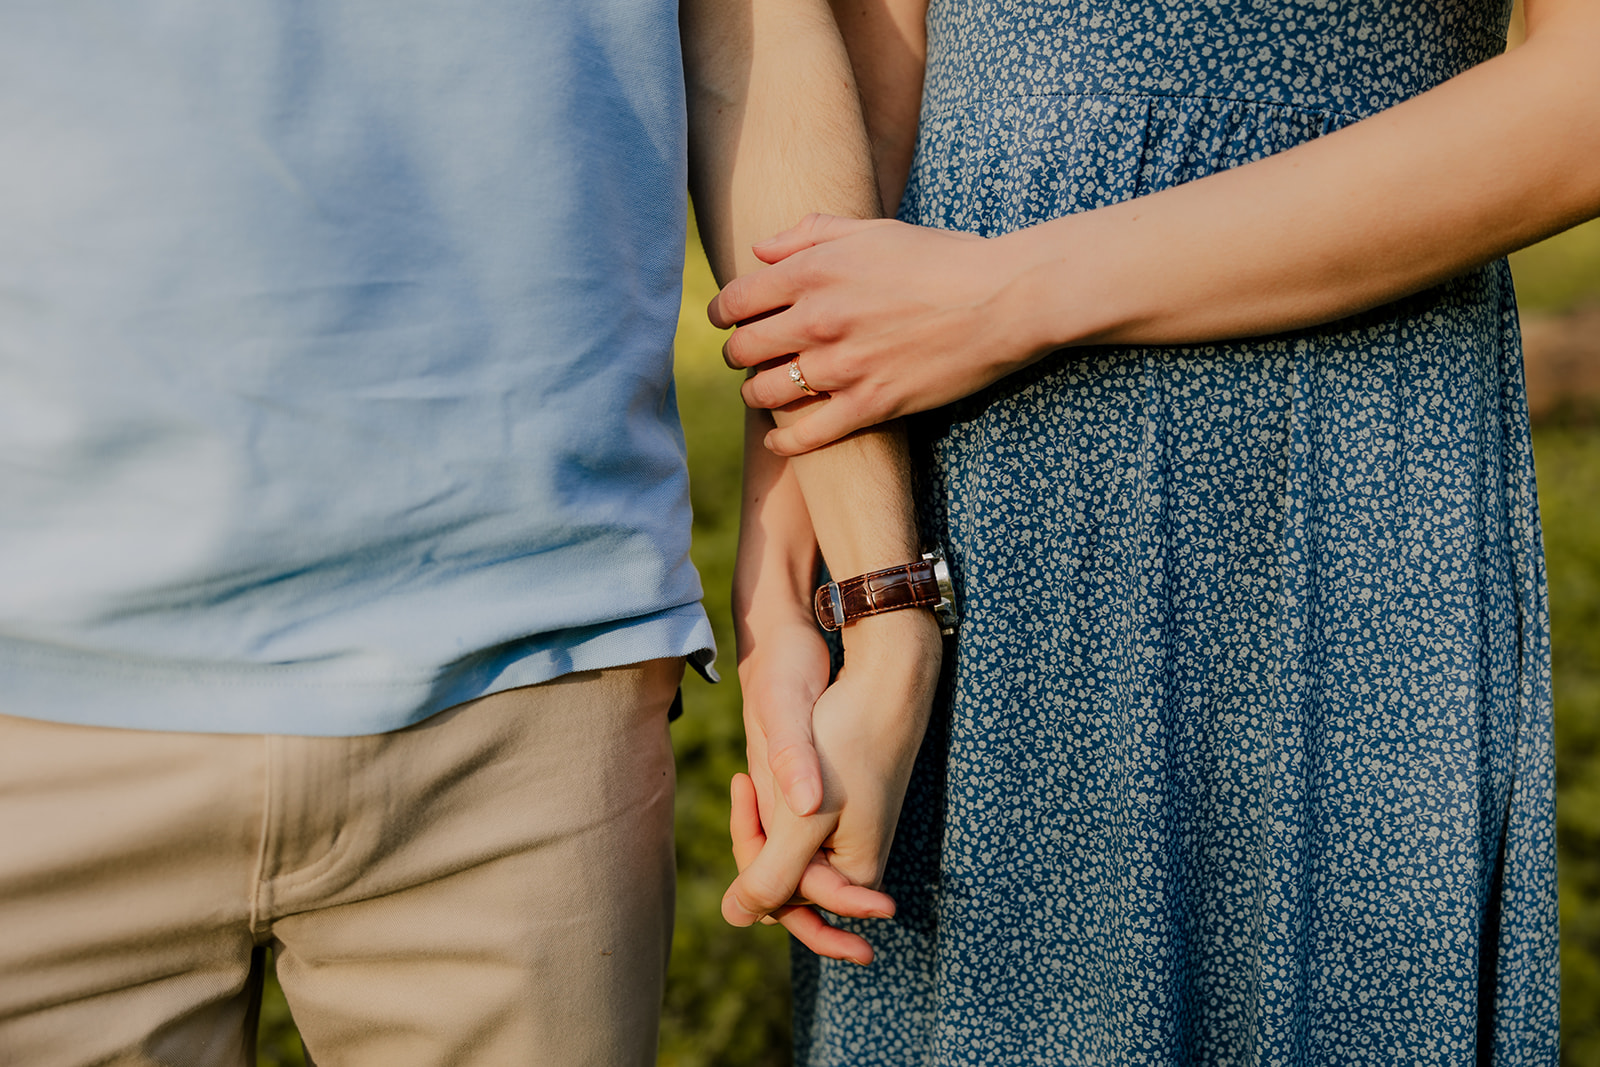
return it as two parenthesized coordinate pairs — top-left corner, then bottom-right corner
(814, 558), (943, 632)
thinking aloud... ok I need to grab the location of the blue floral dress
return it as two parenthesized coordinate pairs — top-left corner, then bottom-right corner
(791, 0), (1560, 1062)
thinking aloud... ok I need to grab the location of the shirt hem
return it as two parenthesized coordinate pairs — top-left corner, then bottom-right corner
(0, 606), (716, 737)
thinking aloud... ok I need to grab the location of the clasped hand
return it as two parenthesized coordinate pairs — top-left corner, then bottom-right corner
(708, 214), (1028, 456)
(726, 608), (940, 964)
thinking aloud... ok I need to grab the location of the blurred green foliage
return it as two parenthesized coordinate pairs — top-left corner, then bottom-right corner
(259, 225), (1600, 1065)
(1513, 218), (1600, 314)
(256, 969), (305, 1067)
(1539, 427), (1600, 1066)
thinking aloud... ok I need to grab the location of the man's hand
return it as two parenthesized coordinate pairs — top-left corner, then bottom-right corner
(685, 0), (943, 966)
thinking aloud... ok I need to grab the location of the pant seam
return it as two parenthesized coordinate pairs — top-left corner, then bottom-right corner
(249, 734), (275, 940)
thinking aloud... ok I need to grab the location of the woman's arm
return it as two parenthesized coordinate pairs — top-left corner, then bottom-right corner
(714, 0), (1600, 454)
(827, 0), (928, 215)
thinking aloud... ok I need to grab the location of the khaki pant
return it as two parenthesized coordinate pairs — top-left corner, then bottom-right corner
(0, 659), (682, 1067)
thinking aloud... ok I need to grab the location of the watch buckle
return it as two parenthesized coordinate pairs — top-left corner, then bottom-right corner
(825, 580), (845, 631)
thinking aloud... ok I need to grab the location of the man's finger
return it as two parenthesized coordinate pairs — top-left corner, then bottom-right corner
(737, 780), (896, 919)
(730, 779), (883, 963)
(749, 213), (874, 266)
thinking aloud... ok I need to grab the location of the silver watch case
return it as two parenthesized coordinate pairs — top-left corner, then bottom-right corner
(924, 550), (958, 636)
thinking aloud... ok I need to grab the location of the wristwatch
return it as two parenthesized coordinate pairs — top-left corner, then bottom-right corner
(814, 551), (958, 636)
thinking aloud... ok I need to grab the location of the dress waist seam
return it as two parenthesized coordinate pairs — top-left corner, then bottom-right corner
(921, 86), (1370, 126)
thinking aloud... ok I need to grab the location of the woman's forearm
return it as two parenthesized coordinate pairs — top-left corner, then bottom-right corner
(998, 0), (1600, 354)
(733, 409), (817, 646)
(827, 0), (928, 216)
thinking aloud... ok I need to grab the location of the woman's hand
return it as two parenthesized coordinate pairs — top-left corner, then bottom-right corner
(737, 610), (831, 820)
(709, 214), (1042, 455)
(712, 0), (1600, 462)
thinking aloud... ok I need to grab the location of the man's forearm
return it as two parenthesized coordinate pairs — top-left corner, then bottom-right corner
(685, 0), (926, 597)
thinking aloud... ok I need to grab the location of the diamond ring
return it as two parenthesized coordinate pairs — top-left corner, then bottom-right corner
(787, 357), (818, 397)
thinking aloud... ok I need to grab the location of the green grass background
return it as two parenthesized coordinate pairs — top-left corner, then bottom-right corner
(256, 218), (1600, 1064)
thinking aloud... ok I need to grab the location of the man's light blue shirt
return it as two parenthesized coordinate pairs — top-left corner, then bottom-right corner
(0, 1), (715, 735)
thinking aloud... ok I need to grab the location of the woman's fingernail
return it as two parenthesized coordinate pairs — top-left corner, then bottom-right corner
(752, 235), (776, 249)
